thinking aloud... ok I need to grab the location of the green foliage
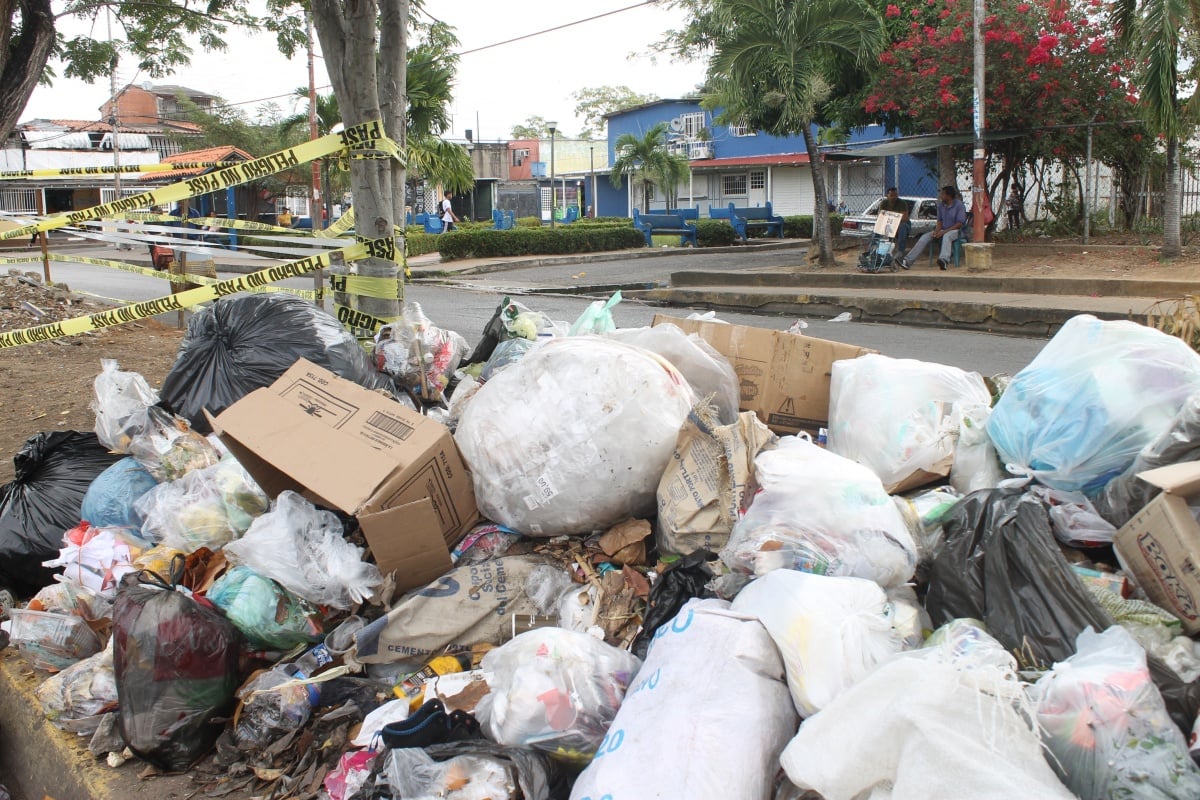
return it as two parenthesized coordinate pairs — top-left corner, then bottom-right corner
(610, 122), (690, 210)
(510, 115), (569, 139)
(572, 86), (660, 139)
(405, 232), (440, 257)
(783, 214), (844, 237)
(696, 219), (738, 247)
(515, 216), (543, 228)
(438, 227), (646, 260)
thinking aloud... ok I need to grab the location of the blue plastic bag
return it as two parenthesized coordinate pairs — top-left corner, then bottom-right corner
(987, 315), (1200, 494)
(207, 565), (324, 651)
(80, 457), (159, 530)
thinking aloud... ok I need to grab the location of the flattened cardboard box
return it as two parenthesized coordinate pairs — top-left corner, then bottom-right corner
(1113, 461), (1200, 634)
(652, 315), (873, 435)
(210, 359), (478, 592)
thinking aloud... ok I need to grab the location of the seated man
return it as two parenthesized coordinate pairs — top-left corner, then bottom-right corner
(878, 187), (910, 256)
(899, 185), (965, 270)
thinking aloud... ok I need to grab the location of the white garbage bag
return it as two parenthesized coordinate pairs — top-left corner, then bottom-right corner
(455, 337), (694, 536)
(730, 569), (905, 716)
(1032, 626), (1200, 800)
(987, 314), (1200, 494)
(828, 354), (992, 492)
(570, 599), (798, 800)
(721, 436), (917, 588)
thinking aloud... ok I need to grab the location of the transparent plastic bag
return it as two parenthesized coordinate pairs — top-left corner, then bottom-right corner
(476, 628), (641, 761)
(950, 403), (1005, 494)
(721, 436), (918, 588)
(828, 354), (992, 492)
(233, 666), (313, 750)
(1030, 485), (1118, 547)
(892, 486), (962, 561)
(607, 324), (740, 424)
(136, 457), (268, 551)
(126, 406), (221, 482)
(374, 301), (469, 398)
(42, 521), (150, 598)
(730, 570), (905, 717)
(80, 458), (159, 530)
(1032, 626), (1200, 800)
(455, 337), (694, 536)
(206, 566), (324, 651)
(36, 641), (117, 734)
(987, 315), (1200, 494)
(568, 291), (622, 336)
(222, 490), (382, 610)
(29, 578), (113, 621)
(91, 359), (160, 453)
(480, 337), (538, 381)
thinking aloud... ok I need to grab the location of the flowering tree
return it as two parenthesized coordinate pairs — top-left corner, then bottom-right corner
(863, 0), (1147, 223)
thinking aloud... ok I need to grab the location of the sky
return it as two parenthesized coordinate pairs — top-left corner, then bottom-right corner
(22, 0), (707, 142)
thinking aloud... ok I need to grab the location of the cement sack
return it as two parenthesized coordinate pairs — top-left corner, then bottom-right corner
(656, 405), (776, 557)
(730, 569), (905, 717)
(455, 337), (694, 536)
(570, 599), (798, 800)
(350, 555), (549, 665)
(828, 354), (992, 493)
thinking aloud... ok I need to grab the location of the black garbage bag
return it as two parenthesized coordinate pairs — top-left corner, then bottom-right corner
(926, 489), (1113, 668)
(0, 431), (122, 597)
(112, 567), (241, 771)
(159, 293), (392, 433)
(631, 549), (717, 659)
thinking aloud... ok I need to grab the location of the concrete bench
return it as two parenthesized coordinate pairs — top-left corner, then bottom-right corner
(633, 208), (699, 247)
(709, 202), (784, 241)
(491, 209), (515, 230)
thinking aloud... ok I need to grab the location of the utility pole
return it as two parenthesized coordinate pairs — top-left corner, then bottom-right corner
(106, 8), (124, 253)
(970, 0), (985, 244)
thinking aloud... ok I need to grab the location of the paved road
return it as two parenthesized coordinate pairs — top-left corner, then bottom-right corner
(33, 254), (1047, 376)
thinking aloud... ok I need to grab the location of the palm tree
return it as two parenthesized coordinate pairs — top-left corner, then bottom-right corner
(609, 122), (689, 211)
(704, 0), (883, 265)
(1113, 0), (1191, 258)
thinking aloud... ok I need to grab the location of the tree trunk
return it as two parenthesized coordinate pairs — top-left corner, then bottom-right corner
(0, 0), (54, 141)
(378, 0), (407, 227)
(801, 123), (834, 266)
(938, 145), (955, 190)
(1163, 134), (1181, 258)
(311, 0), (401, 327)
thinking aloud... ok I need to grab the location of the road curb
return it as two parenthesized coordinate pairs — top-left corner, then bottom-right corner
(633, 287), (1146, 337)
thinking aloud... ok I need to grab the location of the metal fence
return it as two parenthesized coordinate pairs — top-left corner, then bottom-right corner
(0, 188), (38, 215)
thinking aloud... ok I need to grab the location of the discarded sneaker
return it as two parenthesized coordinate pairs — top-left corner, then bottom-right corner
(379, 700), (483, 749)
(937, 258), (948, 270)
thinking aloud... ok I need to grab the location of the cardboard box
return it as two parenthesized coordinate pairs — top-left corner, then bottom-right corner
(1113, 462), (1200, 634)
(210, 359), (478, 592)
(652, 314), (873, 436)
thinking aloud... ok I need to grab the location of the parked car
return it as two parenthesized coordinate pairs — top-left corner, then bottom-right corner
(841, 195), (939, 239)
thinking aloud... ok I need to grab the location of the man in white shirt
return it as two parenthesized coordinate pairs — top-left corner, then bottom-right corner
(441, 191), (458, 232)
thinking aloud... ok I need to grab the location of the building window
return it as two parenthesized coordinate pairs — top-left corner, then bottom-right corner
(723, 173), (748, 196)
(749, 170), (766, 190)
(680, 112), (706, 137)
(512, 147), (529, 166)
(729, 123), (756, 137)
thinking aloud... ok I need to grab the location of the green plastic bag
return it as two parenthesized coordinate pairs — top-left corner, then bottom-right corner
(207, 566), (324, 650)
(568, 291), (622, 336)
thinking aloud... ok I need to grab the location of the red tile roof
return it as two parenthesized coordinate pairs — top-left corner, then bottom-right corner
(689, 153), (811, 169)
(138, 145), (254, 180)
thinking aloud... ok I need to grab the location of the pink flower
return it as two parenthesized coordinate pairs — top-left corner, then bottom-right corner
(1016, 2), (1032, 11)
(886, 3), (901, 16)
(1087, 37), (1106, 54)
(1039, 34), (1060, 49)
(949, 26), (965, 42)
(1026, 47), (1050, 66)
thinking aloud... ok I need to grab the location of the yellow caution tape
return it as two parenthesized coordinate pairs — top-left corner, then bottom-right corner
(0, 238), (389, 348)
(318, 207), (356, 238)
(0, 120), (397, 241)
(0, 162), (242, 180)
(328, 273), (402, 300)
(333, 303), (401, 336)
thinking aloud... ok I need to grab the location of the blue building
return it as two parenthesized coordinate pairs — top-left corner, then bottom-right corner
(597, 99), (938, 217)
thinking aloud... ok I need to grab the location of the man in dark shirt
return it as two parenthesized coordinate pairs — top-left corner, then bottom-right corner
(878, 187), (911, 256)
(899, 185), (966, 270)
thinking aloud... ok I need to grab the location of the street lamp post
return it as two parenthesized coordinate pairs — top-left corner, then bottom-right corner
(590, 145), (595, 218)
(547, 120), (557, 228)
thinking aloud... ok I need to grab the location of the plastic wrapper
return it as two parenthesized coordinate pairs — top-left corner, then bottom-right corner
(721, 436), (918, 588)
(233, 667), (313, 750)
(29, 579), (112, 621)
(1032, 626), (1200, 800)
(464, 296), (565, 366)
(828, 354), (992, 492)
(126, 406), (221, 482)
(568, 291), (621, 336)
(1096, 393), (1200, 526)
(607, 324), (740, 424)
(1030, 485), (1118, 547)
(324, 750), (377, 800)
(950, 403), (1004, 494)
(159, 293), (392, 433)
(479, 336), (538, 381)
(730, 570), (905, 716)
(8, 608), (103, 671)
(36, 642), (117, 734)
(926, 489), (1113, 668)
(0, 431), (121, 596)
(780, 637), (1076, 799)
(80, 458), (159, 530)
(131, 544), (187, 579)
(447, 373), (484, 429)
(456, 337), (695, 536)
(387, 742), (567, 800)
(136, 457), (268, 551)
(893, 486), (962, 561)
(450, 524), (521, 565)
(90, 359), (160, 453)
(222, 490), (382, 610)
(571, 599), (798, 800)
(207, 566), (324, 650)
(476, 628), (641, 761)
(112, 572), (241, 770)
(374, 301), (469, 397)
(987, 315), (1200, 494)
(42, 522), (150, 598)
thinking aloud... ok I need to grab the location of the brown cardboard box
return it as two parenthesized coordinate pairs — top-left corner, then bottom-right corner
(1113, 462), (1200, 634)
(210, 359), (478, 592)
(652, 315), (873, 436)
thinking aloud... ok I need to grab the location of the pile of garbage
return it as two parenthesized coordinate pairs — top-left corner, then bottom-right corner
(0, 270), (101, 330)
(4, 290), (1200, 800)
